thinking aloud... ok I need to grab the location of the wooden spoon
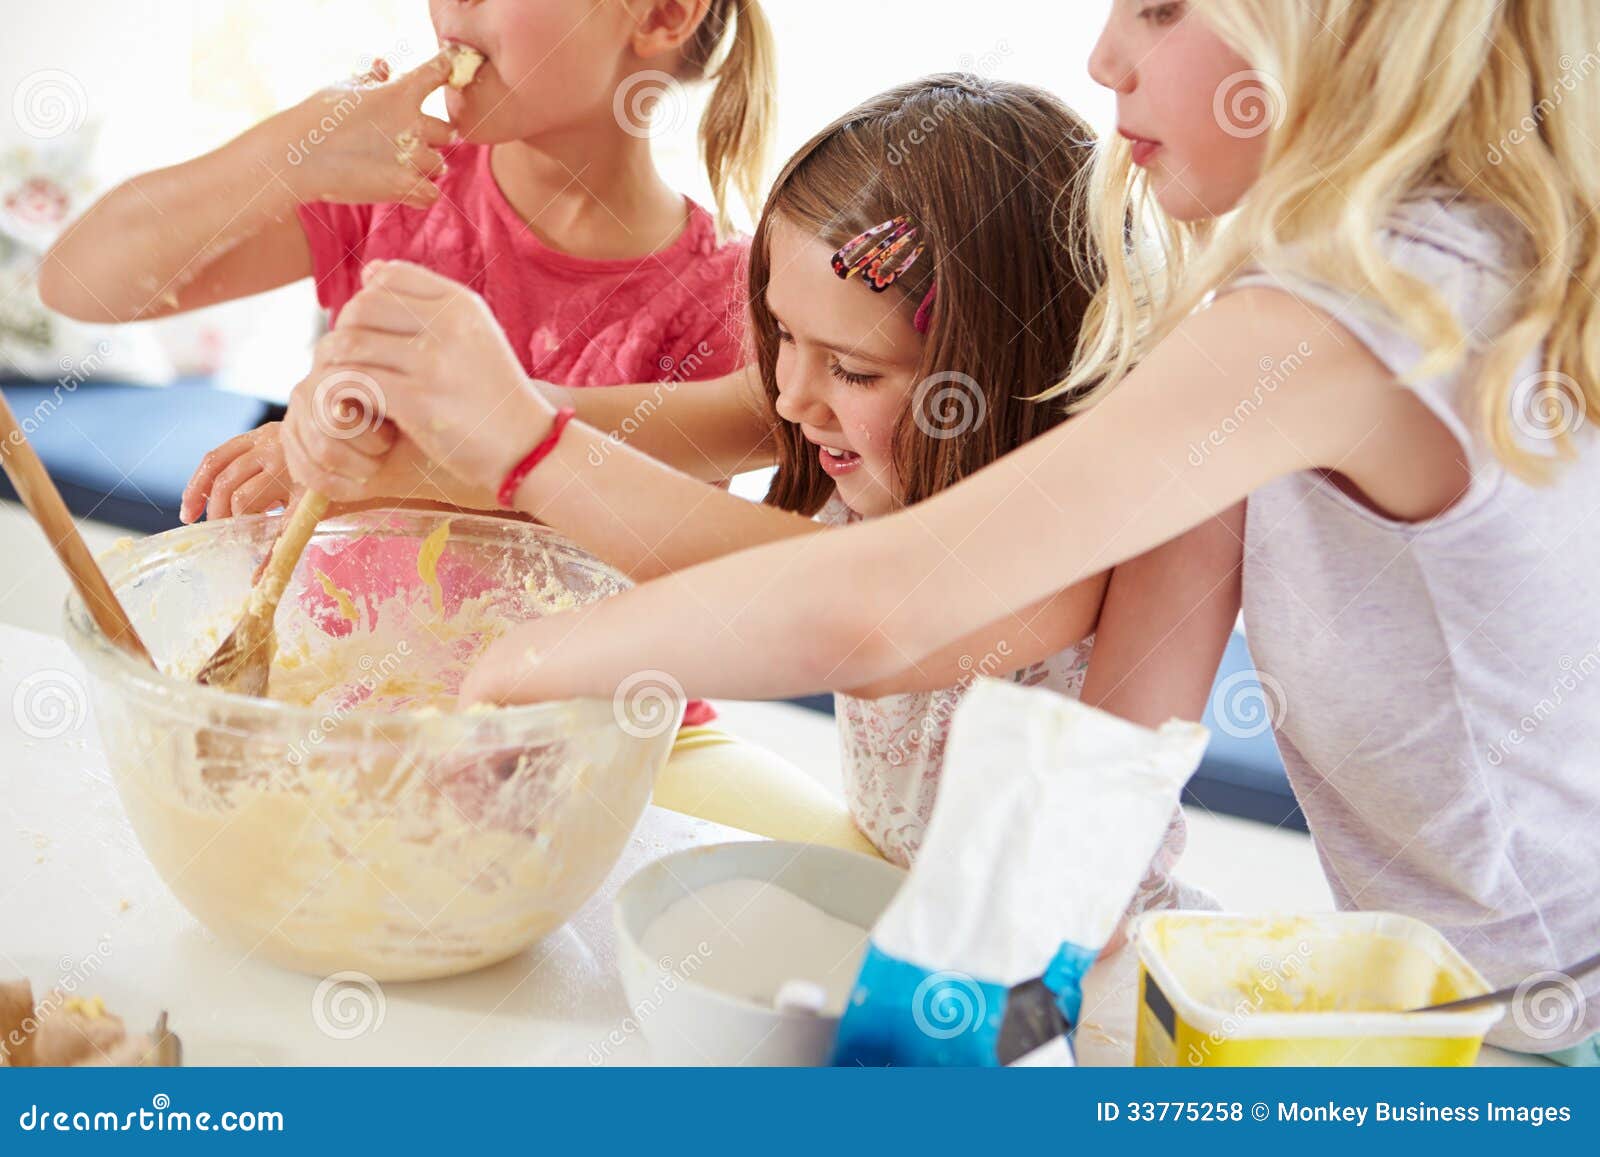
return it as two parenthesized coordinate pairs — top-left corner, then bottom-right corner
(0, 393), (155, 666)
(194, 490), (329, 697)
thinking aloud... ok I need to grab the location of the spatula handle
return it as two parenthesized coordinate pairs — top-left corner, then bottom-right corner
(254, 490), (330, 609)
(0, 392), (155, 666)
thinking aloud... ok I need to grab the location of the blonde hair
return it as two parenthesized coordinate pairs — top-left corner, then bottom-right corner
(683, 0), (777, 235)
(1048, 0), (1600, 482)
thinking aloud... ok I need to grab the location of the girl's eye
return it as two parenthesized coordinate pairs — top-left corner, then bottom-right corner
(1139, 2), (1185, 26)
(828, 359), (878, 388)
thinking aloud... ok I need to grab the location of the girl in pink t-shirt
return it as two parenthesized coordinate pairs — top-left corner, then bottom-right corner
(40, 0), (773, 519)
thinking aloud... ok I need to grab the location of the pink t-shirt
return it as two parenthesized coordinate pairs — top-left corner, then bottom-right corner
(293, 143), (745, 728)
(295, 141), (750, 386)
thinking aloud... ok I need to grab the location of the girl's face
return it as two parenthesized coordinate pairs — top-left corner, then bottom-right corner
(765, 216), (926, 519)
(1088, 0), (1270, 220)
(429, 0), (638, 143)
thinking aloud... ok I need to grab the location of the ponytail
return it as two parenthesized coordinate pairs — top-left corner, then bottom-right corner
(687, 0), (776, 236)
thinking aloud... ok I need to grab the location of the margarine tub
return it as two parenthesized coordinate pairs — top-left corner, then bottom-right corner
(1131, 911), (1503, 1066)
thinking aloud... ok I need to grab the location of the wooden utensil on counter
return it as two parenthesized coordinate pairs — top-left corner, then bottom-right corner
(0, 393), (155, 666)
(194, 490), (329, 697)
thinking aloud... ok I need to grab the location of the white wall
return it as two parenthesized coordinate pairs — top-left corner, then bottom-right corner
(3, 1), (1116, 401)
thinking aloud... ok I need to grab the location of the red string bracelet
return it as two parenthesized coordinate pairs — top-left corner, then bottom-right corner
(497, 406), (576, 508)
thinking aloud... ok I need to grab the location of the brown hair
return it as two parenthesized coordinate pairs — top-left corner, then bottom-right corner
(751, 73), (1102, 515)
(682, 0), (776, 236)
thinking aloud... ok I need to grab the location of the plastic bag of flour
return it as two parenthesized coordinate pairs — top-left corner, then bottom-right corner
(830, 678), (1209, 1066)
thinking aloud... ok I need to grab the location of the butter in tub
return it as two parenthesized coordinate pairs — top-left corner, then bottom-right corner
(1132, 911), (1503, 1066)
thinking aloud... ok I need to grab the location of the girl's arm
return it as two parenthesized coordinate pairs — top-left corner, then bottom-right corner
(179, 364), (773, 521)
(1078, 505), (1245, 726)
(39, 54), (454, 322)
(284, 265), (810, 581)
(460, 287), (1439, 705)
(286, 261), (1109, 692)
(540, 366), (777, 482)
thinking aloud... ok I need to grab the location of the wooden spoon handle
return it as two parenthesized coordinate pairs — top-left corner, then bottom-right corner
(252, 490), (330, 612)
(0, 392), (155, 666)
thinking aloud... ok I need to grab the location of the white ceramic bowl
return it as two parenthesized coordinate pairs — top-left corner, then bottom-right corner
(614, 840), (905, 1066)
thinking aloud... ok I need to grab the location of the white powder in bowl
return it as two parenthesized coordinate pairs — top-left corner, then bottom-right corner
(641, 879), (868, 1015)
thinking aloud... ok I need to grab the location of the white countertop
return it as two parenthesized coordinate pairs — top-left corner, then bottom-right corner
(0, 622), (1536, 1067)
(0, 617), (763, 1063)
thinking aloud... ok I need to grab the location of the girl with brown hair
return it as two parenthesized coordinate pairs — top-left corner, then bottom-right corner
(279, 73), (1240, 907)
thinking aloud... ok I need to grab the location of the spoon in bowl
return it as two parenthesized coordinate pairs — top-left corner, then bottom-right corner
(194, 490), (329, 697)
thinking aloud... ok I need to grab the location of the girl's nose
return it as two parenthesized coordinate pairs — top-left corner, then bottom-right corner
(774, 361), (834, 428)
(1088, 20), (1135, 94)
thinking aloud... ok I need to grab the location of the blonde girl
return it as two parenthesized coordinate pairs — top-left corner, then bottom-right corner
(281, 74), (1241, 909)
(39, 0), (774, 521)
(377, 1), (1600, 1060)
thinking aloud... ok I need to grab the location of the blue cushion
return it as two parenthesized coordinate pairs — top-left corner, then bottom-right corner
(0, 376), (271, 534)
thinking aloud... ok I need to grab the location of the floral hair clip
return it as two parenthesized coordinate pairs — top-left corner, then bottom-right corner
(832, 215), (937, 333)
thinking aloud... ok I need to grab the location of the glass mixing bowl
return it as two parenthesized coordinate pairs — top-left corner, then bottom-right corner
(64, 507), (683, 981)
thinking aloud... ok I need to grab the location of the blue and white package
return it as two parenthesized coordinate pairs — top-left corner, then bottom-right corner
(831, 679), (1209, 1066)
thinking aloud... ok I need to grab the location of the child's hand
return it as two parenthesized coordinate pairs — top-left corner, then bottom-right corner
(283, 260), (555, 500)
(260, 53), (455, 210)
(181, 422), (294, 523)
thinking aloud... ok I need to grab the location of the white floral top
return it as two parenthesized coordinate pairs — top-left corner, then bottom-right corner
(819, 493), (1207, 917)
